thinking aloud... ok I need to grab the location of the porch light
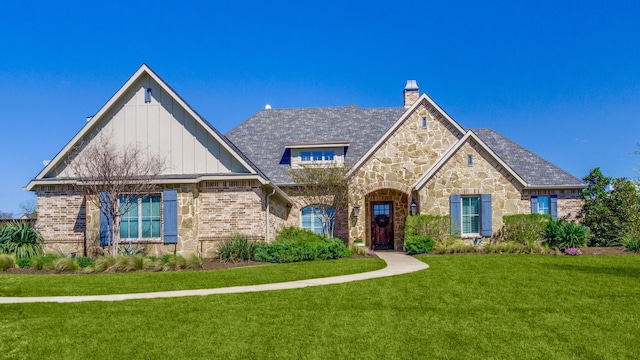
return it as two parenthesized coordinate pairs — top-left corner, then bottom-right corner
(411, 200), (418, 216)
(352, 204), (360, 217)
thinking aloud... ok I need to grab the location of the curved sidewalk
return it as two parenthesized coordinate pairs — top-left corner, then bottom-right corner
(0, 252), (428, 304)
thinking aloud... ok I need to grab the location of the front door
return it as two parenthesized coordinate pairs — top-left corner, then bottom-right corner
(370, 202), (394, 250)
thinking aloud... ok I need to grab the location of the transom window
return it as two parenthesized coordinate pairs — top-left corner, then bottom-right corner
(301, 205), (335, 236)
(301, 150), (335, 163)
(119, 195), (161, 239)
(462, 197), (479, 234)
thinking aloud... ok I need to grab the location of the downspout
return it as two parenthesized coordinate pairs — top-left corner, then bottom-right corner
(265, 187), (276, 243)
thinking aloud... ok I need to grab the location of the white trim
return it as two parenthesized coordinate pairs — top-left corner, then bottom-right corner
(412, 131), (529, 190)
(286, 143), (349, 149)
(26, 64), (260, 189)
(348, 93), (466, 176)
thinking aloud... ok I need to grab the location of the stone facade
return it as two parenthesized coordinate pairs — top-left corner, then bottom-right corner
(35, 181), (289, 257)
(349, 100), (464, 244)
(418, 139), (524, 235)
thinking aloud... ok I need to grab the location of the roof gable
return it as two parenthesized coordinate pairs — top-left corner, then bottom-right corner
(348, 93), (466, 175)
(28, 64), (261, 189)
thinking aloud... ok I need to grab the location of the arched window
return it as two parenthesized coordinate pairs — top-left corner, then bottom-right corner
(301, 205), (335, 236)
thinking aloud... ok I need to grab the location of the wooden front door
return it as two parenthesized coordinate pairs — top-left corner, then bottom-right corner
(370, 202), (394, 250)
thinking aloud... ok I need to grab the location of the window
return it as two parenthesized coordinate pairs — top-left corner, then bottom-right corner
(533, 196), (550, 215)
(119, 195), (161, 239)
(462, 197), (479, 234)
(422, 117), (427, 128)
(301, 150), (336, 163)
(301, 205), (335, 236)
(467, 154), (473, 166)
(324, 150), (334, 161)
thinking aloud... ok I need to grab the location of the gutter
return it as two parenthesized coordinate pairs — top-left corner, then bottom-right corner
(265, 188), (276, 243)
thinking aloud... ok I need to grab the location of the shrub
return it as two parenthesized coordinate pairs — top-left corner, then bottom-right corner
(162, 255), (187, 271)
(54, 257), (80, 272)
(484, 241), (550, 254)
(76, 256), (95, 268)
(217, 234), (258, 262)
(495, 214), (551, 245)
(405, 215), (452, 243)
(185, 253), (203, 270)
(543, 220), (589, 250)
(255, 237), (351, 263)
(0, 254), (15, 271)
(619, 234), (640, 253)
(0, 222), (44, 258)
(405, 235), (434, 255)
(30, 254), (59, 270)
(349, 244), (368, 256)
(17, 257), (31, 268)
(275, 227), (326, 243)
(94, 256), (117, 272)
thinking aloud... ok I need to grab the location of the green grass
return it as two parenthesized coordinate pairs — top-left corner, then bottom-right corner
(0, 257), (385, 297)
(1, 255), (639, 359)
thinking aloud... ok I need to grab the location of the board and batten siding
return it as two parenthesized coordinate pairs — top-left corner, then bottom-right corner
(50, 74), (248, 178)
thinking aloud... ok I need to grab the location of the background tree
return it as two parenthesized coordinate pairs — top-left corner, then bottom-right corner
(19, 199), (37, 219)
(0, 211), (13, 220)
(288, 165), (350, 238)
(579, 167), (640, 246)
(67, 134), (165, 257)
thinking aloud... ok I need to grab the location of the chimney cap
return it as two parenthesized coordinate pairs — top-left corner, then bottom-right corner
(404, 80), (419, 91)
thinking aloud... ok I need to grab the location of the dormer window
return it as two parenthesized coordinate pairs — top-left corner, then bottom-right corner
(286, 143), (348, 168)
(302, 150), (335, 163)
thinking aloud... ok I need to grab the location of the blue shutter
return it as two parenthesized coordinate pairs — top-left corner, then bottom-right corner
(450, 194), (461, 236)
(550, 195), (558, 220)
(99, 192), (112, 246)
(481, 194), (492, 237)
(163, 189), (178, 244)
(530, 196), (538, 214)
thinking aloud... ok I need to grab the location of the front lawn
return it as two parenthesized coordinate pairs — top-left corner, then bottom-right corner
(1, 255), (638, 359)
(0, 257), (385, 297)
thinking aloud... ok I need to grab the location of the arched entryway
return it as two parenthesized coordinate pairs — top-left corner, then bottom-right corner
(365, 189), (408, 251)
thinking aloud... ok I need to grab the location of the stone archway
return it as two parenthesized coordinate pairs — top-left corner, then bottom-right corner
(364, 188), (408, 251)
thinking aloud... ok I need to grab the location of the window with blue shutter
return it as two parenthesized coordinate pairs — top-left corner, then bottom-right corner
(550, 195), (558, 220)
(163, 189), (178, 244)
(480, 194), (492, 237)
(99, 192), (113, 246)
(449, 195), (461, 236)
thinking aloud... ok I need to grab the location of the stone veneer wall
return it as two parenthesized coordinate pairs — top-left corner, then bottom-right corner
(36, 185), (87, 255)
(35, 181), (290, 258)
(418, 139), (524, 235)
(349, 100), (463, 242)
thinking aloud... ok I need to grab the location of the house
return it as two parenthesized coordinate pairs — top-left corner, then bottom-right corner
(25, 65), (585, 255)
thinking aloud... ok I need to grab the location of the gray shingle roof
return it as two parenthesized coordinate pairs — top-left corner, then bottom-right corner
(225, 106), (407, 184)
(472, 128), (584, 186)
(224, 106), (584, 188)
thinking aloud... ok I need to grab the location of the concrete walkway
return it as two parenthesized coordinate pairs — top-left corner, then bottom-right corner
(0, 252), (428, 304)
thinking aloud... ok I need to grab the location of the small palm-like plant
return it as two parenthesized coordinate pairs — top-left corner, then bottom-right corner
(619, 234), (640, 252)
(0, 222), (44, 258)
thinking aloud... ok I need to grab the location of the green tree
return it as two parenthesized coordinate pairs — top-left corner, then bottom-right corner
(579, 168), (640, 246)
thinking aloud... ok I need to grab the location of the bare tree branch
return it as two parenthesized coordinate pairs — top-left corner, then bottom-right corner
(66, 133), (165, 256)
(288, 164), (350, 237)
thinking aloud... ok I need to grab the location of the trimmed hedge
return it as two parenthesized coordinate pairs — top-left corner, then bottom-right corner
(495, 214), (551, 245)
(405, 235), (434, 255)
(255, 227), (351, 263)
(405, 215), (451, 243)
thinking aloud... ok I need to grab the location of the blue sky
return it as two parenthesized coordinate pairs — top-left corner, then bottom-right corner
(1, 0), (639, 215)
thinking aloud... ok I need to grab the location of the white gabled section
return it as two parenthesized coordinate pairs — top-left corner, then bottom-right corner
(26, 64), (262, 191)
(412, 131), (529, 190)
(348, 93), (466, 176)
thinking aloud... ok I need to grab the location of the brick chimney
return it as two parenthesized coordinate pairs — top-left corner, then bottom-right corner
(403, 80), (419, 108)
